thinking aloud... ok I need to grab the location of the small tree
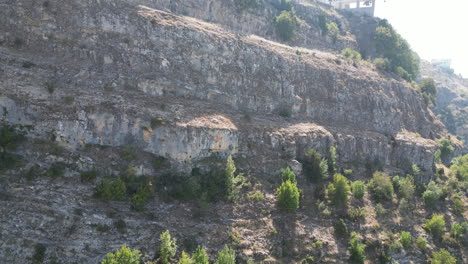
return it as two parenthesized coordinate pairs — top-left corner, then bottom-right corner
(193, 246), (209, 264)
(348, 232), (366, 264)
(450, 222), (467, 239)
(303, 148), (328, 183)
(281, 167), (296, 183)
(276, 180), (300, 212)
(327, 146), (337, 175)
(419, 78), (437, 105)
(111, 176), (127, 201)
(160, 230), (177, 264)
(429, 249), (456, 264)
(334, 218), (348, 238)
(398, 176), (415, 200)
(215, 245), (236, 264)
(438, 138), (454, 164)
(416, 236), (426, 251)
(327, 22), (339, 42)
(341, 48), (362, 61)
(327, 173), (350, 207)
(424, 214), (446, 238)
(423, 181), (442, 207)
(276, 11), (296, 41)
(400, 231), (412, 248)
(101, 245), (142, 264)
(368, 171), (394, 202)
(179, 251), (194, 264)
(351, 180), (366, 200)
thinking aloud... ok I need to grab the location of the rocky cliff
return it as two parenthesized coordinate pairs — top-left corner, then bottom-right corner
(0, 0), (457, 263)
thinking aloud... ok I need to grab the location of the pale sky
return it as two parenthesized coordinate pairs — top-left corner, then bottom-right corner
(374, 0), (468, 78)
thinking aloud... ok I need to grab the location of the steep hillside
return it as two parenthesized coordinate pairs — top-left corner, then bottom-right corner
(0, 0), (465, 264)
(420, 60), (468, 144)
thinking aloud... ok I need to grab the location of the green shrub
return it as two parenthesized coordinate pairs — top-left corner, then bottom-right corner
(179, 251), (193, 264)
(398, 176), (415, 200)
(215, 245), (236, 264)
(351, 180), (366, 200)
(416, 236), (426, 251)
(44, 81), (56, 94)
(368, 171), (394, 202)
(276, 180), (300, 212)
(46, 162), (66, 179)
(374, 19), (419, 81)
(438, 138), (454, 164)
(424, 214), (446, 238)
(452, 194), (465, 215)
(32, 243), (46, 264)
(450, 222), (467, 239)
(278, 107), (292, 117)
(151, 117), (165, 128)
(375, 203), (386, 217)
(373, 57), (391, 71)
(341, 48), (361, 61)
(193, 246), (209, 264)
(348, 207), (365, 222)
(80, 169), (99, 183)
(101, 245), (141, 264)
(303, 148), (328, 183)
(131, 182), (152, 210)
(318, 15), (328, 35)
(276, 11), (296, 41)
(422, 181), (442, 207)
(96, 177), (127, 201)
(0, 125), (26, 150)
(348, 232), (366, 264)
(326, 22), (339, 42)
(327, 173), (350, 207)
(429, 249), (456, 264)
(400, 231), (412, 248)
(0, 152), (22, 170)
(247, 190), (265, 202)
(450, 154), (468, 181)
(334, 218), (348, 238)
(160, 230), (177, 264)
(280, 167), (296, 183)
(113, 219), (127, 233)
(419, 78), (437, 105)
(327, 146), (337, 175)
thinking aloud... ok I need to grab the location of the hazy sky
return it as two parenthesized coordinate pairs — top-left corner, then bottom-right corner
(374, 0), (468, 78)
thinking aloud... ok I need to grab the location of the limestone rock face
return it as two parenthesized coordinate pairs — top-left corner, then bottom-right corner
(0, 0), (446, 175)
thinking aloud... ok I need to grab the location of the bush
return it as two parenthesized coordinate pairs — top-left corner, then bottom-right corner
(452, 194), (465, 215)
(131, 182), (152, 210)
(373, 57), (391, 71)
(193, 246), (209, 264)
(438, 138), (454, 164)
(334, 218), (348, 238)
(215, 246), (236, 264)
(276, 11), (296, 41)
(416, 236), (426, 251)
(450, 222), (467, 239)
(327, 173), (350, 207)
(374, 19), (419, 81)
(375, 203), (386, 217)
(348, 232), (366, 264)
(160, 230), (177, 264)
(429, 249), (456, 264)
(179, 251), (193, 264)
(351, 180), (366, 200)
(422, 181), (442, 207)
(278, 107), (292, 118)
(419, 78), (437, 105)
(32, 243), (46, 264)
(96, 177), (127, 201)
(101, 245), (141, 264)
(424, 214), (446, 238)
(348, 207), (365, 222)
(280, 167), (296, 183)
(368, 171), (394, 202)
(400, 231), (412, 248)
(80, 170), (99, 183)
(247, 190), (265, 202)
(398, 176), (415, 200)
(303, 148), (328, 183)
(341, 48), (362, 61)
(326, 22), (339, 42)
(151, 117), (165, 128)
(327, 146), (337, 175)
(276, 180), (300, 212)
(0, 125), (26, 150)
